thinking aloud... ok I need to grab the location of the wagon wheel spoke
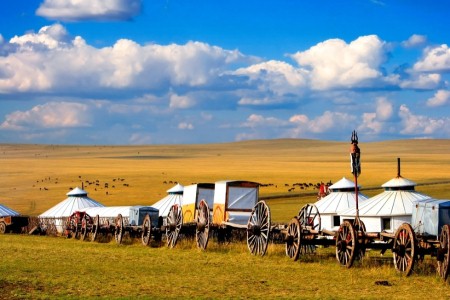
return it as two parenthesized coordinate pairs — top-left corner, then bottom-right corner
(285, 217), (301, 261)
(141, 214), (152, 246)
(80, 217), (88, 241)
(336, 220), (356, 268)
(91, 215), (99, 242)
(196, 200), (210, 250)
(114, 214), (124, 245)
(437, 224), (450, 280)
(393, 223), (416, 276)
(247, 201), (271, 256)
(166, 205), (182, 248)
(298, 204), (321, 232)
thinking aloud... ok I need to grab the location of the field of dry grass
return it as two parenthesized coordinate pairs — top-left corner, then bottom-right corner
(1, 139), (450, 222)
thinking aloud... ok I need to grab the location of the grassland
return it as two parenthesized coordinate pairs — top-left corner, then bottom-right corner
(1, 139), (450, 222)
(1, 139), (450, 299)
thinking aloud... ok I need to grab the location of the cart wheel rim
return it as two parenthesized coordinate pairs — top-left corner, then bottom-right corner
(298, 204), (321, 232)
(196, 200), (210, 250)
(437, 224), (450, 280)
(336, 220), (356, 268)
(114, 214), (124, 245)
(166, 205), (182, 248)
(285, 217), (301, 261)
(91, 215), (99, 242)
(393, 223), (416, 276)
(141, 214), (152, 246)
(0, 222), (6, 234)
(247, 201), (271, 256)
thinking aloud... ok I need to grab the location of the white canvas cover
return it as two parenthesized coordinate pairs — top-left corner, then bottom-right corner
(39, 187), (104, 218)
(339, 176), (431, 233)
(38, 187), (104, 233)
(79, 206), (132, 218)
(151, 184), (183, 218)
(314, 177), (369, 231)
(213, 180), (258, 210)
(0, 204), (20, 217)
(182, 184), (215, 208)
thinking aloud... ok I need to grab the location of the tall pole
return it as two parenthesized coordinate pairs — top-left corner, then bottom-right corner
(350, 131), (361, 222)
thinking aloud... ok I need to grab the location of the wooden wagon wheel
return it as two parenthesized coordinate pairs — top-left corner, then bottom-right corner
(336, 220), (357, 268)
(247, 201), (271, 256)
(141, 214), (152, 246)
(285, 217), (301, 261)
(114, 214), (124, 245)
(0, 221), (6, 234)
(166, 205), (182, 248)
(437, 224), (450, 281)
(353, 218), (367, 260)
(91, 215), (99, 242)
(392, 223), (417, 276)
(80, 217), (88, 241)
(298, 204), (321, 254)
(195, 200), (210, 250)
(66, 214), (78, 238)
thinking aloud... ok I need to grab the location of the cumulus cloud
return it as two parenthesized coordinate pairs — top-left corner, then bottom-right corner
(426, 90), (450, 107)
(413, 44), (450, 72)
(240, 114), (288, 128)
(36, 0), (142, 22)
(234, 60), (308, 96)
(0, 101), (90, 130)
(358, 97), (394, 135)
(399, 73), (441, 90)
(291, 35), (387, 90)
(402, 34), (427, 48)
(0, 24), (246, 94)
(178, 122), (194, 130)
(170, 94), (196, 109)
(399, 104), (450, 136)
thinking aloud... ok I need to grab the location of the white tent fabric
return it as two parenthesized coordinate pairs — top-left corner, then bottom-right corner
(39, 187), (104, 218)
(314, 177), (369, 231)
(0, 204), (20, 217)
(339, 176), (431, 233)
(151, 184), (184, 218)
(79, 206), (132, 218)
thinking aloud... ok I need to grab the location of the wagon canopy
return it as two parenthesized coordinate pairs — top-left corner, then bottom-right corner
(339, 176), (431, 233)
(151, 183), (183, 218)
(182, 183), (215, 223)
(0, 204), (20, 217)
(314, 177), (369, 231)
(39, 187), (104, 218)
(412, 199), (450, 236)
(212, 180), (259, 225)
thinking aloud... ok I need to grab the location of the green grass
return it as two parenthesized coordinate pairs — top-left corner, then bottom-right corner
(1, 234), (449, 299)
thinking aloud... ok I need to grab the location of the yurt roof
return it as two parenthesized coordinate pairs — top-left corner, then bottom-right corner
(339, 190), (431, 217)
(329, 177), (360, 191)
(66, 187), (88, 196)
(167, 183), (184, 194)
(39, 188), (104, 218)
(315, 180), (368, 214)
(382, 176), (416, 189)
(151, 193), (183, 218)
(0, 204), (20, 217)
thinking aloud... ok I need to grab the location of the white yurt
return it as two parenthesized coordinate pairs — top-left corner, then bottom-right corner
(39, 187), (104, 233)
(0, 204), (20, 217)
(339, 175), (431, 233)
(151, 183), (184, 218)
(314, 177), (369, 232)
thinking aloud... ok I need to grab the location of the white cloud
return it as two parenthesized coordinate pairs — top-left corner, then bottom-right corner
(129, 133), (152, 145)
(178, 122), (194, 130)
(413, 44), (450, 72)
(234, 60), (308, 96)
(402, 34), (427, 48)
(375, 97), (394, 121)
(291, 35), (387, 90)
(399, 73), (441, 90)
(426, 90), (450, 107)
(240, 114), (288, 128)
(399, 104), (450, 135)
(170, 94), (196, 109)
(0, 101), (90, 130)
(36, 0), (142, 22)
(0, 24), (246, 94)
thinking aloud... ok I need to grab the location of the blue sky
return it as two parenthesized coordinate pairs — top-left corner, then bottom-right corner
(1, 0), (450, 144)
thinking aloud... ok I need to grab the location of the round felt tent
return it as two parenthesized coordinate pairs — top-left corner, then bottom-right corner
(339, 176), (431, 233)
(39, 187), (104, 234)
(151, 183), (184, 218)
(314, 177), (369, 231)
